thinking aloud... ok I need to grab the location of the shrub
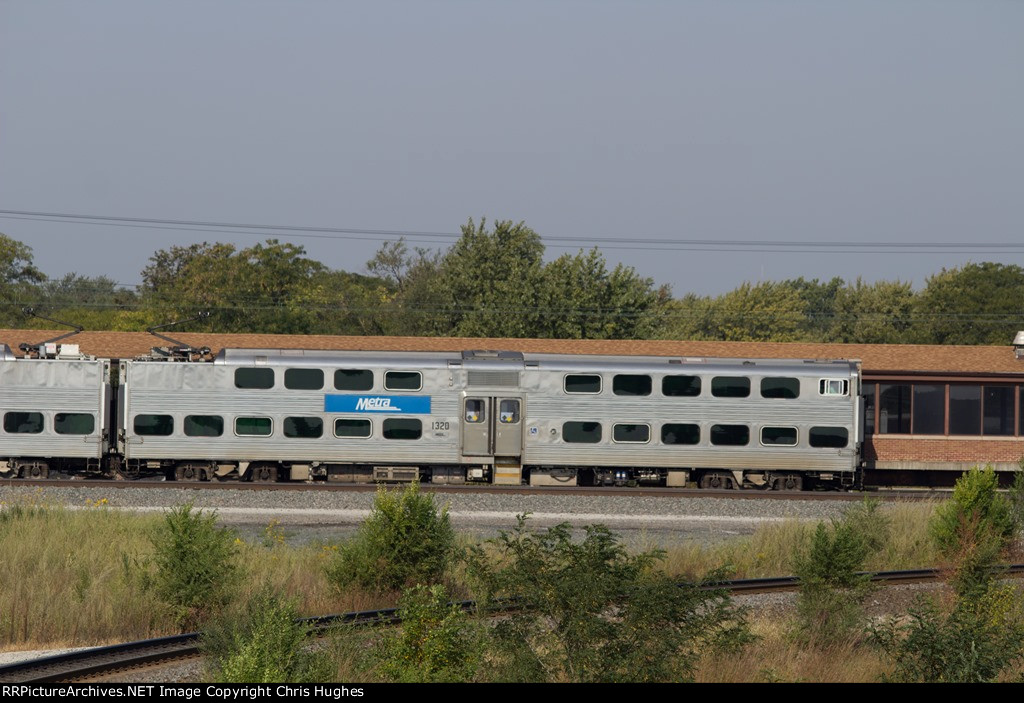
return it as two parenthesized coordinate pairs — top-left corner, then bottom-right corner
(204, 589), (331, 683)
(465, 516), (750, 683)
(375, 585), (479, 683)
(325, 483), (455, 594)
(150, 503), (240, 628)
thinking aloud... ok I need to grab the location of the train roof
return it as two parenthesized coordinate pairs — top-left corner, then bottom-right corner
(2, 330), (1023, 377)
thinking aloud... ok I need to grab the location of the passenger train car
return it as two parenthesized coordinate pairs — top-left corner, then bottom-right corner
(1, 343), (861, 489)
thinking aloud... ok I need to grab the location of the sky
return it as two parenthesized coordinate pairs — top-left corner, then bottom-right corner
(1, 0), (1022, 297)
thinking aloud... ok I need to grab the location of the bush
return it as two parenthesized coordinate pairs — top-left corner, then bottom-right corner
(204, 589), (331, 683)
(465, 516), (750, 683)
(325, 483), (455, 594)
(150, 503), (240, 628)
(375, 585), (479, 683)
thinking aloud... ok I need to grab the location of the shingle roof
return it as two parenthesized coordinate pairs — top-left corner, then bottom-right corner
(2, 329), (1022, 376)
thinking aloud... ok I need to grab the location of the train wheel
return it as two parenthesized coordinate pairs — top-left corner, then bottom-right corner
(22, 461), (50, 479)
(772, 474), (803, 492)
(699, 471), (734, 490)
(251, 464), (279, 483)
(175, 464), (203, 481)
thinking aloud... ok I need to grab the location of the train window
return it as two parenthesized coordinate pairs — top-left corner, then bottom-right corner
(383, 418), (422, 440)
(134, 414), (173, 436)
(284, 416), (324, 438)
(613, 375), (652, 396)
(4, 411), (43, 434)
(613, 423), (650, 443)
(710, 424), (749, 446)
(711, 377), (750, 398)
(235, 368), (274, 389)
(761, 426), (797, 446)
(661, 423), (700, 445)
(335, 369), (373, 391)
(235, 417), (272, 436)
(761, 377), (800, 399)
(335, 418), (372, 438)
(564, 375), (602, 394)
(284, 368), (324, 390)
(184, 415), (224, 437)
(912, 385), (944, 435)
(465, 399), (485, 423)
(55, 413), (95, 435)
(809, 427), (849, 448)
(562, 421), (602, 443)
(819, 379), (849, 396)
(499, 399), (520, 424)
(385, 371), (422, 391)
(662, 375), (701, 397)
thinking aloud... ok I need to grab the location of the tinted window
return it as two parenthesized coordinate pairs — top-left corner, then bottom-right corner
(710, 424), (749, 446)
(55, 412), (95, 435)
(285, 368), (324, 390)
(383, 418), (422, 440)
(134, 414), (173, 436)
(613, 423), (650, 443)
(761, 427), (797, 446)
(235, 368), (274, 389)
(879, 384), (911, 434)
(385, 371), (421, 391)
(236, 417), (272, 436)
(613, 375), (651, 396)
(184, 415), (224, 437)
(809, 427), (849, 448)
(4, 412), (43, 434)
(564, 375), (601, 394)
(334, 369), (373, 391)
(662, 375), (701, 397)
(711, 377), (750, 398)
(950, 385), (981, 435)
(984, 386), (1015, 436)
(335, 419), (372, 438)
(284, 417), (323, 438)
(761, 377), (800, 399)
(563, 421), (602, 443)
(661, 423), (700, 445)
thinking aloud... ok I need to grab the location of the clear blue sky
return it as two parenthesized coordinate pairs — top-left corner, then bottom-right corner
(2, 0), (1021, 296)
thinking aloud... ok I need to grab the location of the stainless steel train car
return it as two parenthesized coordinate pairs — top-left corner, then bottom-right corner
(0, 343), (111, 478)
(115, 347), (862, 490)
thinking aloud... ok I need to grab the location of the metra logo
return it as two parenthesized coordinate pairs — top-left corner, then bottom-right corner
(355, 397), (395, 411)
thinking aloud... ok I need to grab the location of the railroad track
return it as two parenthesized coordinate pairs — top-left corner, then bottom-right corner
(0, 477), (947, 502)
(5, 564), (1021, 683)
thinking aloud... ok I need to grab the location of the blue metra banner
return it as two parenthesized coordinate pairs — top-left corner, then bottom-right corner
(324, 394), (432, 414)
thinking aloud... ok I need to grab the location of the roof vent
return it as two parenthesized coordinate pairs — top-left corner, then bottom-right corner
(1014, 331), (1024, 360)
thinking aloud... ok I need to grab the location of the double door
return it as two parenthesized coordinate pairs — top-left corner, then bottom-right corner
(461, 395), (523, 459)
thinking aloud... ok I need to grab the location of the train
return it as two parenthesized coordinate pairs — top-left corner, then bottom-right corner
(0, 339), (862, 490)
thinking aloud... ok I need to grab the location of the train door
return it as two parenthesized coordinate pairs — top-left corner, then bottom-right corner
(461, 395), (524, 483)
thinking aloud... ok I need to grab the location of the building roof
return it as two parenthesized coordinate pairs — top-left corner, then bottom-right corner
(3, 329), (1023, 377)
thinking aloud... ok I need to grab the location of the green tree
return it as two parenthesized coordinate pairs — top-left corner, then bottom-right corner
(830, 278), (915, 344)
(0, 233), (46, 326)
(910, 262), (1024, 345)
(706, 281), (808, 341)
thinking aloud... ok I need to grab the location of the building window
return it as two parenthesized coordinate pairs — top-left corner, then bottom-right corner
(662, 375), (701, 397)
(613, 375), (651, 396)
(384, 371), (421, 391)
(236, 417), (272, 436)
(564, 374), (601, 394)
(710, 424), (749, 446)
(761, 426), (797, 446)
(984, 386), (1015, 436)
(613, 423), (650, 443)
(284, 417), (323, 438)
(335, 369), (373, 391)
(4, 411), (44, 434)
(383, 418), (421, 440)
(563, 421), (602, 443)
(711, 377), (750, 398)
(879, 384), (911, 434)
(912, 385), (944, 435)
(235, 368), (274, 389)
(285, 368), (324, 390)
(134, 414), (173, 436)
(949, 385), (982, 435)
(761, 377), (800, 399)
(661, 423), (700, 445)
(55, 413), (95, 435)
(810, 427), (849, 448)
(335, 419), (372, 438)
(184, 415), (224, 437)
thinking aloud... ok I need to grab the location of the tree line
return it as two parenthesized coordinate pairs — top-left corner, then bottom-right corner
(3, 220), (1024, 345)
